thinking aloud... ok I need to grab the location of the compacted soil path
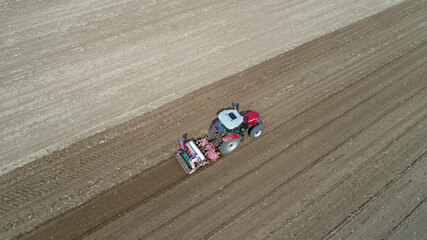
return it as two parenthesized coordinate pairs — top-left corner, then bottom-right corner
(0, 0), (425, 239)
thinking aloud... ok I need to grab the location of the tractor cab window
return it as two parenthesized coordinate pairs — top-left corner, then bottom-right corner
(226, 128), (235, 135)
(225, 123), (244, 135)
(217, 120), (226, 133)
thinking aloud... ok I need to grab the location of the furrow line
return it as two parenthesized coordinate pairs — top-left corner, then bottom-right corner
(261, 112), (426, 240)
(322, 150), (427, 239)
(385, 197), (427, 239)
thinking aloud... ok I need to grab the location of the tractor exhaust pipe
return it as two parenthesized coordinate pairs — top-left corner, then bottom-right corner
(231, 102), (239, 111)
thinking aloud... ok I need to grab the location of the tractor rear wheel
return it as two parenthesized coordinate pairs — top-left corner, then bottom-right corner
(220, 138), (240, 154)
(249, 125), (264, 139)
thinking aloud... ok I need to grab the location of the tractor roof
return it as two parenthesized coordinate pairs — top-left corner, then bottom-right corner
(218, 109), (243, 129)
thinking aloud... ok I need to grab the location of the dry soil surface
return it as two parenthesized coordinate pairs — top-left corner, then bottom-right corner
(0, 0), (405, 175)
(0, 1), (425, 239)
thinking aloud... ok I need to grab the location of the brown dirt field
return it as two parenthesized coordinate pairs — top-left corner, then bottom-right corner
(0, 0), (404, 175)
(1, 0), (426, 239)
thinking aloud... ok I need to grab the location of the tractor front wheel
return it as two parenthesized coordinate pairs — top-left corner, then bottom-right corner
(249, 124), (264, 139)
(220, 138), (240, 154)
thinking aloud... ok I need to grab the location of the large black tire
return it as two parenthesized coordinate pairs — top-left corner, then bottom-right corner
(249, 124), (264, 139)
(220, 138), (241, 154)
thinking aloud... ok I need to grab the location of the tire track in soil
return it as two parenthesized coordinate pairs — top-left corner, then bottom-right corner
(259, 94), (427, 239)
(265, 115), (426, 240)
(386, 197), (427, 239)
(327, 152), (427, 240)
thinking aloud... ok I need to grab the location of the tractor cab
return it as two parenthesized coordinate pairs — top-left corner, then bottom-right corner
(209, 106), (264, 154)
(217, 109), (244, 134)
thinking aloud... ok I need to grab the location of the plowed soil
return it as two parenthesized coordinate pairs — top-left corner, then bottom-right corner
(0, 0), (404, 175)
(1, 0), (426, 239)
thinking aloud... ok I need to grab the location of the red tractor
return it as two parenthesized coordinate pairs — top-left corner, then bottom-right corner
(175, 103), (265, 174)
(209, 103), (265, 154)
